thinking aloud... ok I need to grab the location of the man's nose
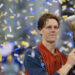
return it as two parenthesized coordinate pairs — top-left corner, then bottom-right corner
(51, 27), (55, 32)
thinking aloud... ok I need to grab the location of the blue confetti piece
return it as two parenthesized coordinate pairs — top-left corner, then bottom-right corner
(2, 56), (6, 61)
(29, 0), (35, 1)
(68, 1), (73, 5)
(14, 56), (18, 60)
(20, 17), (25, 20)
(30, 10), (35, 14)
(25, 16), (29, 20)
(33, 22), (38, 25)
(33, 36), (37, 40)
(64, 32), (73, 36)
(15, 48), (19, 51)
(11, 14), (16, 16)
(62, 50), (65, 53)
(46, 0), (50, 2)
(42, 3), (46, 6)
(24, 24), (30, 30)
(24, 27), (28, 30)
(72, 42), (75, 47)
(28, 30), (32, 34)
(14, 18), (17, 22)
(20, 0), (23, 4)
(41, 62), (45, 67)
(0, 45), (2, 48)
(9, 41), (15, 44)
(14, 4), (17, 9)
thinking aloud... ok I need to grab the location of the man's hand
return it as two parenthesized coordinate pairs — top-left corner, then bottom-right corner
(67, 48), (75, 66)
(57, 48), (75, 75)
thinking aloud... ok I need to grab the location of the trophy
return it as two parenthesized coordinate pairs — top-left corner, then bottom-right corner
(65, 15), (75, 75)
(65, 15), (75, 45)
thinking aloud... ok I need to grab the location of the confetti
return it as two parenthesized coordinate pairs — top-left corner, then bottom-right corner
(10, 16), (15, 19)
(4, 19), (7, 24)
(3, 26), (7, 31)
(9, 26), (12, 32)
(29, 15), (34, 18)
(0, 3), (4, 8)
(9, 8), (13, 13)
(0, 12), (4, 17)
(31, 30), (37, 35)
(0, 53), (2, 61)
(4, 12), (7, 16)
(47, 2), (52, 6)
(16, 26), (22, 30)
(5, 35), (7, 40)
(0, 0), (74, 64)
(7, 34), (14, 38)
(21, 41), (29, 47)
(8, 0), (12, 2)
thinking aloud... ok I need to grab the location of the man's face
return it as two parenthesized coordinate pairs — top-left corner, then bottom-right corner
(39, 19), (59, 43)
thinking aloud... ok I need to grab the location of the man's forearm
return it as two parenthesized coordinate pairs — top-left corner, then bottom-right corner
(57, 63), (73, 75)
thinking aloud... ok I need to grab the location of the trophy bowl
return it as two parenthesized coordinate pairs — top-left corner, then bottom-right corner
(65, 15), (75, 41)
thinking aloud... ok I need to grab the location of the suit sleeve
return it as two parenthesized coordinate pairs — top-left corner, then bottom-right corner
(24, 49), (48, 75)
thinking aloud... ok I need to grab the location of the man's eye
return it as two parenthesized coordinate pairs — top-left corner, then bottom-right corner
(54, 26), (58, 29)
(46, 26), (51, 29)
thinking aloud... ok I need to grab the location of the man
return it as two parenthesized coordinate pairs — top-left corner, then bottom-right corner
(24, 13), (75, 75)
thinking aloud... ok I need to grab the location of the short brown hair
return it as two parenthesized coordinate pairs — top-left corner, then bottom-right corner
(38, 12), (61, 30)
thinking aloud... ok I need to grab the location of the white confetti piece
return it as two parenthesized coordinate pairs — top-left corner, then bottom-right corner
(55, 9), (60, 16)
(14, 41), (18, 45)
(17, 21), (20, 26)
(30, 22), (33, 26)
(44, 8), (49, 12)
(9, 8), (13, 13)
(25, 16), (28, 20)
(59, 47), (65, 52)
(14, 54), (19, 57)
(28, 51), (35, 58)
(47, 2), (52, 6)
(4, 12), (7, 16)
(20, 61), (23, 64)
(30, 7), (33, 11)
(31, 51), (35, 58)
(7, 34), (14, 38)
(63, 41), (69, 44)
(22, 9), (27, 13)
(52, 0), (58, 3)
(62, 8), (66, 11)
(0, 3), (4, 8)
(17, 13), (20, 17)
(4, 19), (7, 24)
(9, 26), (12, 32)
(27, 35), (30, 39)
(58, 0), (62, 4)
(69, 8), (75, 12)
(16, 26), (22, 30)
(67, 42), (73, 48)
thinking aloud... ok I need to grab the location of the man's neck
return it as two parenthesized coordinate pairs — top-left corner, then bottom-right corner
(42, 41), (56, 54)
